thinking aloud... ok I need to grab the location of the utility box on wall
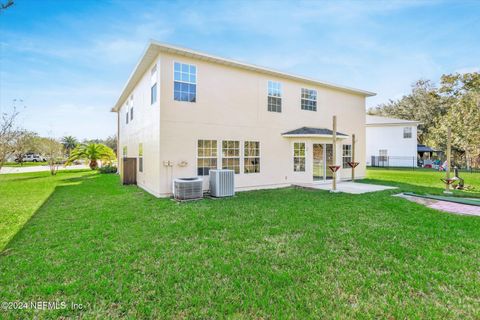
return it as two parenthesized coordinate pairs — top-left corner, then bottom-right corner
(122, 158), (137, 185)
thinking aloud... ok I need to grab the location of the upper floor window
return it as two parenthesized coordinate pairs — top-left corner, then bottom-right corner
(301, 88), (317, 111)
(222, 140), (240, 174)
(197, 140), (217, 176)
(151, 65), (158, 105)
(126, 110), (129, 124)
(268, 80), (282, 112)
(293, 142), (305, 172)
(244, 141), (260, 174)
(174, 62), (196, 102)
(403, 127), (412, 139)
(342, 145), (352, 169)
(130, 107), (133, 121)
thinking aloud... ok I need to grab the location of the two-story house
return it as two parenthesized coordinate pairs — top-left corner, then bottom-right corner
(111, 41), (375, 197)
(365, 115), (420, 167)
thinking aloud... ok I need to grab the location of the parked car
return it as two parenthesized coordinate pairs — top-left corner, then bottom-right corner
(20, 154), (46, 162)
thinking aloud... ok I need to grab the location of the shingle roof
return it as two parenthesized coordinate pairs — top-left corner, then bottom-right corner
(366, 115), (421, 125)
(417, 144), (441, 152)
(282, 127), (348, 136)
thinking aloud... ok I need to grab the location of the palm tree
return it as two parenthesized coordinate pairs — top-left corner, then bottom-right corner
(61, 136), (78, 156)
(66, 143), (116, 170)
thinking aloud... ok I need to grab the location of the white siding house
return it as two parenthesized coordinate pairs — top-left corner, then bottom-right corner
(366, 115), (420, 167)
(112, 41), (375, 197)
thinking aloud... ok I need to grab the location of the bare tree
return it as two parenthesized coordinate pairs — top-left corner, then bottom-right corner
(0, 108), (22, 170)
(38, 137), (64, 175)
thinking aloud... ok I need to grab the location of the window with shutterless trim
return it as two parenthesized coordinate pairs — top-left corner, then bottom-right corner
(174, 62), (196, 102)
(138, 143), (143, 172)
(268, 80), (282, 112)
(301, 88), (317, 111)
(403, 127), (412, 139)
(197, 140), (217, 176)
(151, 65), (158, 105)
(293, 142), (305, 172)
(222, 140), (240, 174)
(244, 141), (260, 173)
(342, 144), (352, 169)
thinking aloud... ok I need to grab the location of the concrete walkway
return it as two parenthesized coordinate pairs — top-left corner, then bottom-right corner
(295, 181), (397, 194)
(0, 164), (89, 174)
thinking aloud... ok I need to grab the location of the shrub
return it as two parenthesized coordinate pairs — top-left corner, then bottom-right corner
(98, 165), (117, 174)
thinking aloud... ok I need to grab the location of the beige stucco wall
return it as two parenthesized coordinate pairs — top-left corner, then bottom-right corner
(118, 58), (162, 196)
(150, 52), (367, 197)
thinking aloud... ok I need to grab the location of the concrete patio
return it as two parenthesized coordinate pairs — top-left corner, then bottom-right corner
(295, 181), (397, 194)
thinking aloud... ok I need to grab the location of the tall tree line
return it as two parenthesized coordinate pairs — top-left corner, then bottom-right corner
(368, 72), (480, 168)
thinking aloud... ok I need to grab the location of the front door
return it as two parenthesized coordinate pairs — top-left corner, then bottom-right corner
(313, 144), (324, 181)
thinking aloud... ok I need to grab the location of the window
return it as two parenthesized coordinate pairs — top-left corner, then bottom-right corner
(403, 127), (412, 139)
(151, 65), (157, 105)
(174, 62), (196, 102)
(342, 145), (352, 169)
(138, 143), (143, 172)
(126, 111), (129, 124)
(379, 149), (388, 162)
(122, 146), (127, 158)
(197, 140), (217, 176)
(129, 95), (134, 121)
(151, 83), (157, 105)
(268, 80), (282, 112)
(301, 88), (317, 111)
(293, 142), (305, 172)
(244, 141), (260, 173)
(222, 140), (240, 174)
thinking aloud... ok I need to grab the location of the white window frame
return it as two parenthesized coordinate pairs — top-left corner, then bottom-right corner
(138, 143), (143, 173)
(244, 141), (260, 174)
(293, 142), (306, 172)
(301, 88), (317, 111)
(403, 127), (412, 139)
(173, 61), (197, 103)
(267, 80), (282, 113)
(342, 144), (352, 169)
(221, 140), (240, 174)
(196, 139), (218, 176)
(151, 65), (158, 105)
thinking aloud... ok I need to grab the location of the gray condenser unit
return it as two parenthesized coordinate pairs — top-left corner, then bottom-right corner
(209, 169), (235, 197)
(173, 177), (203, 200)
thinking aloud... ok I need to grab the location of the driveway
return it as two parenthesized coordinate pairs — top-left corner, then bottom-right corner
(0, 164), (89, 174)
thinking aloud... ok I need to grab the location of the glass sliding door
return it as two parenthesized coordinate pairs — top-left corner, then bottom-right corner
(312, 144), (324, 181)
(325, 144), (333, 180)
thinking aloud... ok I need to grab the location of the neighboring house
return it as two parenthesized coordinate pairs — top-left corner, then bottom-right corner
(365, 115), (420, 167)
(111, 41), (375, 197)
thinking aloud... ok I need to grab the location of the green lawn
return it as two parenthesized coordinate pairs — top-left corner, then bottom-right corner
(0, 169), (479, 319)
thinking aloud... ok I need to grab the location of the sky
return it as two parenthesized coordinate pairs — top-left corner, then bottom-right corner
(1, 0), (479, 140)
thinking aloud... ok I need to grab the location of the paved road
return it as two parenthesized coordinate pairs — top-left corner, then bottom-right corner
(0, 164), (89, 174)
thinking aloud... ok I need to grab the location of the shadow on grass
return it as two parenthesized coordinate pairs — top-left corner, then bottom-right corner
(0, 172), (98, 253)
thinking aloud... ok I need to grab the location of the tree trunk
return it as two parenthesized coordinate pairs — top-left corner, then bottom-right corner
(89, 159), (98, 170)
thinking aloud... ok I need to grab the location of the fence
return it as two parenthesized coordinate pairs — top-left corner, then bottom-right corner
(369, 155), (480, 172)
(369, 156), (417, 169)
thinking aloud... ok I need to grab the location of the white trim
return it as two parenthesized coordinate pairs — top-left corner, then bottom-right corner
(173, 60), (198, 103)
(220, 140), (241, 174)
(292, 141), (307, 173)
